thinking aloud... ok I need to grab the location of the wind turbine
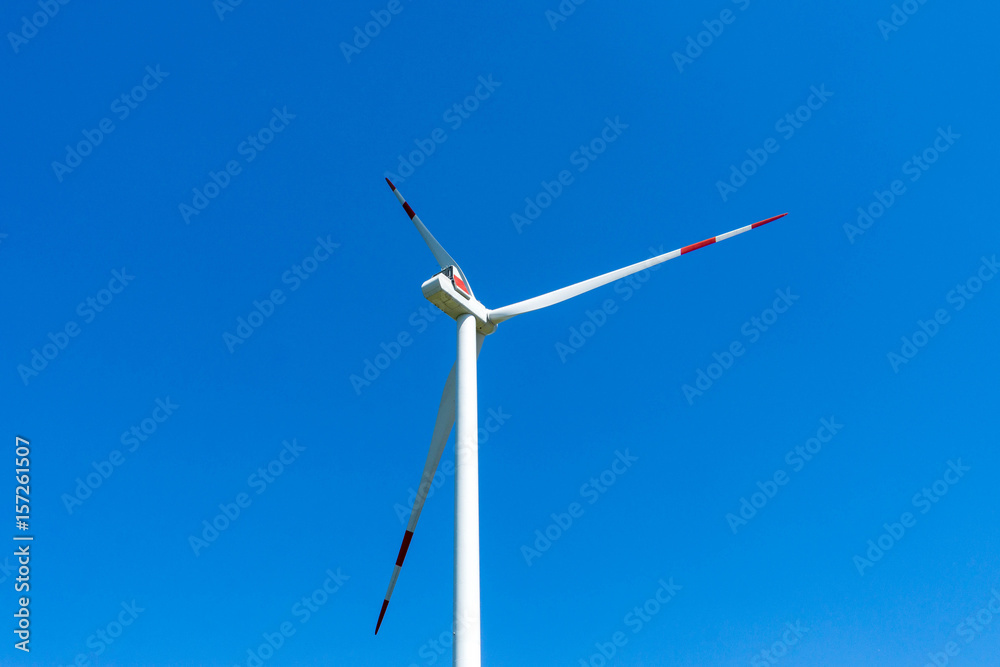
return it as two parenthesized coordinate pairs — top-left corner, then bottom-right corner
(375, 178), (786, 666)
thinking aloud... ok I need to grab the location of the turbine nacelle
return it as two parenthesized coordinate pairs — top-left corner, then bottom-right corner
(421, 267), (496, 335)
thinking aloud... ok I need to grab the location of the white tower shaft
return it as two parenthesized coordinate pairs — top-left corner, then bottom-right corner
(454, 313), (482, 666)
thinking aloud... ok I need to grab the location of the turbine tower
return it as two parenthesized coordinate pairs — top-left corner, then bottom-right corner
(376, 178), (787, 666)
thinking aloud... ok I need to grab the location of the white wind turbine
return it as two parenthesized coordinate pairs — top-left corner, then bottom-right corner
(376, 178), (786, 666)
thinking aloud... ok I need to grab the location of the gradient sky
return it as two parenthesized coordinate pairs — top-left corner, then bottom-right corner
(3, 1), (999, 665)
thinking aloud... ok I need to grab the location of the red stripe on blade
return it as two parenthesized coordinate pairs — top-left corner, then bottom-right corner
(385, 178), (396, 191)
(402, 203), (416, 219)
(681, 237), (716, 254)
(396, 530), (414, 566)
(375, 599), (389, 635)
(751, 213), (788, 229)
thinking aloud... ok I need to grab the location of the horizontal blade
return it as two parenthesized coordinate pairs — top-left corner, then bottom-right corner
(386, 179), (474, 298)
(488, 213), (787, 324)
(376, 333), (485, 635)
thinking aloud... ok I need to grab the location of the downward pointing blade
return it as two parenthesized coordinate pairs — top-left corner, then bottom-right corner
(386, 178), (475, 298)
(488, 213), (787, 324)
(376, 333), (485, 635)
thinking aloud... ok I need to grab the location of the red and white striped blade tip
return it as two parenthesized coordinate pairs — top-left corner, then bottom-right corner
(375, 599), (389, 634)
(753, 212), (788, 228)
(385, 178), (396, 191)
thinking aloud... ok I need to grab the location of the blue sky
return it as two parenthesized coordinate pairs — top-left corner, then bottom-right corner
(3, 1), (999, 665)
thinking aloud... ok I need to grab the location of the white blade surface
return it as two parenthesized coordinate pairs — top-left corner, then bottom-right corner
(488, 213), (787, 324)
(376, 333), (485, 634)
(386, 179), (475, 298)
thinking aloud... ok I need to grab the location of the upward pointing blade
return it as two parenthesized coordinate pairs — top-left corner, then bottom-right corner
(376, 333), (485, 635)
(386, 178), (475, 298)
(488, 213), (787, 324)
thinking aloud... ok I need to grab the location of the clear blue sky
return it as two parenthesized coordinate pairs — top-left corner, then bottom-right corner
(3, 1), (999, 665)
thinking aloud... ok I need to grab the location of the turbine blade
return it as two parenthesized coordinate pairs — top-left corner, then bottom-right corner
(376, 333), (485, 635)
(488, 213), (787, 324)
(386, 179), (475, 298)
